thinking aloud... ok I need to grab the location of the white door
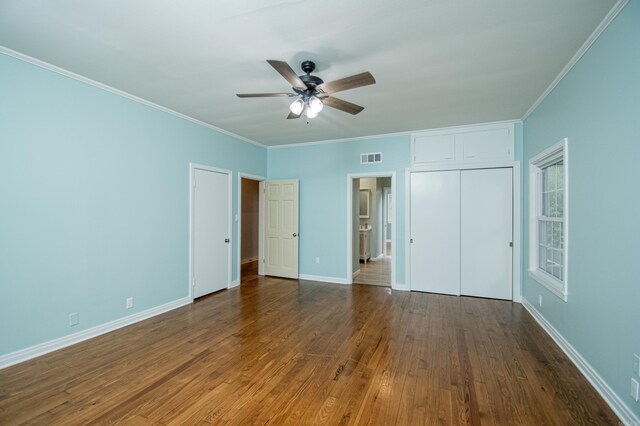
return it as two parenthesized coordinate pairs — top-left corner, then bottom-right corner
(193, 168), (230, 298)
(410, 171), (460, 295)
(265, 179), (299, 279)
(460, 168), (513, 300)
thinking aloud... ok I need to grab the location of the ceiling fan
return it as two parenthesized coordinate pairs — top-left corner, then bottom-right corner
(236, 60), (376, 120)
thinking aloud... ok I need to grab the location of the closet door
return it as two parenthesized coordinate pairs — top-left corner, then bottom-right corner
(460, 168), (513, 300)
(410, 171), (460, 295)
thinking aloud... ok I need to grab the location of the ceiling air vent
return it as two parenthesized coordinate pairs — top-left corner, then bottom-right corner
(360, 152), (382, 164)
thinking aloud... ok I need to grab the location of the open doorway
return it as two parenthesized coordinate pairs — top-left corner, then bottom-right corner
(347, 173), (395, 287)
(239, 175), (264, 285)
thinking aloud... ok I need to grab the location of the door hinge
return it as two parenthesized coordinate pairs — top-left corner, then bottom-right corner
(509, 241), (513, 247)
(410, 238), (414, 243)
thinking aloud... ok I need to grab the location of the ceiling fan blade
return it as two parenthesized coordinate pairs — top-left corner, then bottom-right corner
(236, 93), (295, 98)
(322, 96), (365, 115)
(287, 111), (301, 119)
(316, 72), (376, 94)
(267, 60), (307, 91)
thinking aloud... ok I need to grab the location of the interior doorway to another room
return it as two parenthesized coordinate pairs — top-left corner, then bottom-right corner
(351, 175), (394, 287)
(239, 176), (263, 284)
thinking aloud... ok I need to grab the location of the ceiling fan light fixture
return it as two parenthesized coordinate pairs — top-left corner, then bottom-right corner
(308, 96), (323, 114)
(289, 97), (304, 115)
(305, 107), (319, 119)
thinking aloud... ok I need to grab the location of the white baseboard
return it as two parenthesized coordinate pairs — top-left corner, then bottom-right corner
(352, 269), (361, 279)
(392, 282), (410, 291)
(229, 279), (240, 289)
(0, 296), (191, 370)
(521, 298), (639, 426)
(298, 274), (349, 285)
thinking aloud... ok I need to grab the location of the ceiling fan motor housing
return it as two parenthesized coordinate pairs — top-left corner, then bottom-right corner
(301, 60), (316, 74)
(298, 61), (324, 90)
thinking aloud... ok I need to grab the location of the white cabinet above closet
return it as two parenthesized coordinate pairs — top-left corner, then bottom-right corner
(411, 122), (514, 166)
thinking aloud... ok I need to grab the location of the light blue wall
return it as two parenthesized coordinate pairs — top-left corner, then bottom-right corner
(522, 0), (640, 418)
(0, 53), (267, 356)
(268, 136), (411, 283)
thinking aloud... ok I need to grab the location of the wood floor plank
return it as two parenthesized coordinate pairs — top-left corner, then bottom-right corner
(0, 269), (620, 425)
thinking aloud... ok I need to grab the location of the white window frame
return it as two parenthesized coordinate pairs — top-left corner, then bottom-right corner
(528, 138), (568, 301)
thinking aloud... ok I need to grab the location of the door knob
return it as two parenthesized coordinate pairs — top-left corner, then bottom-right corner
(224, 238), (230, 243)
(293, 233), (298, 237)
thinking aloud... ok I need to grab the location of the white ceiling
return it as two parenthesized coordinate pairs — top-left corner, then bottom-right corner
(0, 0), (617, 146)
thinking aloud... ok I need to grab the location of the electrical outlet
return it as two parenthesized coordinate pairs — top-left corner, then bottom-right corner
(633, 353), (640, 377)
(538, 295), (542, 307)
(315, 257), (320, 264)
(126, 297), (134, 309)
(68, 312), (79, 326)
(631, 378), (639, 402)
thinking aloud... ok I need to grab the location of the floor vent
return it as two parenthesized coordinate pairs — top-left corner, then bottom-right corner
(360, 152), (382, 164)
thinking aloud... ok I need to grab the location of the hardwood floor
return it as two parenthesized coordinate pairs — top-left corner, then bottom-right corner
(0, 272), (618, 424)
(354, 256), (391, 287)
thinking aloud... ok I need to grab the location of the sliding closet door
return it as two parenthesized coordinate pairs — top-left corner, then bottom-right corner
(460, 168), (513, 300)
(410, 171), (460, 295)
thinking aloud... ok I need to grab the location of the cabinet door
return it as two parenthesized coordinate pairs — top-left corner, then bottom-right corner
(460, 168), (513, 300)
(458, 128), (512, 161)
(413, 134), (456, 163)
(410, 171), (460, 295)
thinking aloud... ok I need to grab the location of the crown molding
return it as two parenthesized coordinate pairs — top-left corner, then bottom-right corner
(0, 46), (266, 149)
(268, 119), (522, 150)
(521, 0), (630, 121)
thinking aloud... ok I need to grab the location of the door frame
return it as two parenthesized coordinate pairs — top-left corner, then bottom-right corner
(237, 173), (266, 281)
(189, 163), (232, 302)
(346, 172), (397, 288)
(383, 186), (392, 257)
(405, 160), (521, 301)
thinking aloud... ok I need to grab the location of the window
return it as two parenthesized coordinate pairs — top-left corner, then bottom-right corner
(529, 138), (568, 301)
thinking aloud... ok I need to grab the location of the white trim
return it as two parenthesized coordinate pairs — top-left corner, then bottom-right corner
(237, 173), (266, 284)
(229, 279), (240, 289)
(521, 298), (639, 426)
(0, 297), (190, 370)
(258, 181), (265, 276)
(392, 282), (410, 292)
(298, 274), (349, 285)
(521, 0), (630, 120)
(528, 139), (568, 302)
(405, 170), (412, 292)
(409, 160), (518, 173)
(512, 162), (523, 302)
(0, 46), (266, 149)
(346, 172), (397, 288)
(268, 119), (521, 149)
(189, 163), (233, 301)
(405, 162), (522, 301)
